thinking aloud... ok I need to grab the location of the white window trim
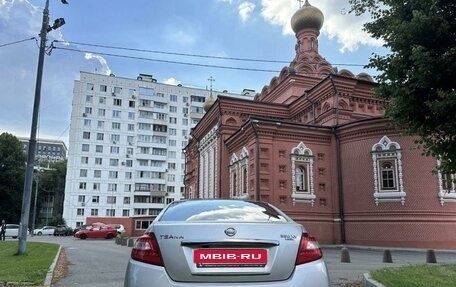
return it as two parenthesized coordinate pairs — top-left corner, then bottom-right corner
(437, 160), (456, 205)
(371, 136), (406, 205)
(291, 142), (316, 206)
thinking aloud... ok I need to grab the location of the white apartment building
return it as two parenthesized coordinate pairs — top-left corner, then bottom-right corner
(63, 71), (254, 228)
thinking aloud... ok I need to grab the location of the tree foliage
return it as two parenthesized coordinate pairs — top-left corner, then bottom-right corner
(37, 160), (67, 225)
(349, 0), (456, 173)
(0, 133), (26, 223)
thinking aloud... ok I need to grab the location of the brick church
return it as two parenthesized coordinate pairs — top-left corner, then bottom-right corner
(184, 0), (456, 248)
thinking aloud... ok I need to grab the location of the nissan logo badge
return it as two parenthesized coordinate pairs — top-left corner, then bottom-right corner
(224, 227), (236, 237)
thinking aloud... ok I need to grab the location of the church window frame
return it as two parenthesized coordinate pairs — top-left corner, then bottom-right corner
(291, 142), (315, 206)
(229, 147), (249, 199)
(371, 136), (406, 205)
(437, 160), (456, 205)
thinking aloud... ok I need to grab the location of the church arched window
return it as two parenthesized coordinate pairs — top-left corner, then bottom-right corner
(291, 142), (315, 206)
(371, 136), (405, 205)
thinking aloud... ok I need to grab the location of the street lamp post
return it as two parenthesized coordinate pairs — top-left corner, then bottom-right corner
(18, 0), (67, 255)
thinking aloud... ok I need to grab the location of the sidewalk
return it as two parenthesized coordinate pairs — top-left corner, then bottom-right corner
(322, 245), (456, 286)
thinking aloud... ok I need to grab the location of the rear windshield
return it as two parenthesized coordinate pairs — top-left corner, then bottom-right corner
(158, 200), (289, 222)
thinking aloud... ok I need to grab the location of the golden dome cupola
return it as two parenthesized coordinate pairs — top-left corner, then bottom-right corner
(291, 0), (324, 33)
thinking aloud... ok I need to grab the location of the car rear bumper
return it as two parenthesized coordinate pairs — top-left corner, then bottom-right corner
(124, 258), (330, 287)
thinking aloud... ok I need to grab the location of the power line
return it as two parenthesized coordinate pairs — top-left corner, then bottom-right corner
(0, 37), (36, 48)
(54, 40), (366, 67)
(53, 46), (282, 73)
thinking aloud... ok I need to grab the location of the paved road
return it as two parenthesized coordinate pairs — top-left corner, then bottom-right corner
(28, 236), (456, 287)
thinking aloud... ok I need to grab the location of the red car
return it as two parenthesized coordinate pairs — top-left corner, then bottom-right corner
(74, 225), (118, 240)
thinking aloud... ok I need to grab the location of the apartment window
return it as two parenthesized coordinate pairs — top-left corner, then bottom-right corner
(182, 118), (188, 125)
(124, 184), (132, 192)
(106, 209), (116, 216)
(290, 142), (316, 206)
(111, 134), (120, 142)
(99, 96), (106, 104)
(113, 86), (122, 94)
(122, 210), (130, 217)
(84, 107), (92, 115)
(107, 196), (116, 204)
(182, 107), (188, 114)
(169, 106), (177, 113)
(79, 182), (86, 189)
(81, 144), (89, 152)
(169, 117), (177, 124)
(183, 96), (188, 103)
(126, 160), (133, 167)
(110, 146), (120, 154)
(109, 171), (118, 179)
(112, 122), (121, 130)
(110, 159), (119, 166)
(128, 112), (135, 120)
(168, 151), (177, 159)
(97, 120), (105, 129)
(95, 145), (103, 153)
(169, 128), (177, 136)
(125, 172), (132, 179)
(371, 136), (405, 205)
(91, 209), (98, 216)
(108, 183), (117, 191)
(113, 98), (122, 106)
(170, 94), (178, 102)
(93, 183), (100, 190)
(77, 209), (84, 216)
(96, 133), (104, 141)
(123, 197), (130, 204)
(168, 139), (176, 147)
(95, 157), (102, 165)
(100, 85), (107, 92)
(86, 83), (94, 91)
(94, 170), (101, 178)
(78, 195), (85, 203)
(81, 157), (88, 164)
(98, 108), (106, 117)
(83, 119), (91, 127)
(112, 110), (121, 118)
(139, 87), (154, 96)
(128, 124), (135, 131)
(127, 136), (134, 144)
(80, 169), (88, 177)
(92, 196), (99, 203)
(85, 95), (93, 103)
(129, 101), (135, 108)
(167, 174), (175, 182)
(182, 130), (188, 136)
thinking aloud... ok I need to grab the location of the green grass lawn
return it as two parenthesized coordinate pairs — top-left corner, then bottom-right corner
(371, 264), (456, 287)
(0, 241), (59, 285)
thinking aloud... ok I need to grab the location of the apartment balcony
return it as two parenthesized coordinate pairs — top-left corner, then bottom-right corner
(190, 112), (204, 119)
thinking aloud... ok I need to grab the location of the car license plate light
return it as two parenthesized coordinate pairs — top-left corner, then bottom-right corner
(194, 249), (267, 268)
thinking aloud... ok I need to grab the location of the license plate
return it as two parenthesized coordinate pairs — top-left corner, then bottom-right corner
(194, 249), (267, 267)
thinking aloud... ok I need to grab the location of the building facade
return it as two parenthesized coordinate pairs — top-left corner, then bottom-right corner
(63, 72), (254, 230)
(19, 137), (67, 168)
(19, 137), (67, 225)
(184, 1), (456, 248)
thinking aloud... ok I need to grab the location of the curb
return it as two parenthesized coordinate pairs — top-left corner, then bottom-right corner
(44, 245), (62, 287)
(363, 273), (386, 287)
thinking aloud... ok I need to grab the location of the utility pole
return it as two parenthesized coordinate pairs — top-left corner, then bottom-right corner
(18, 0), (67, 255)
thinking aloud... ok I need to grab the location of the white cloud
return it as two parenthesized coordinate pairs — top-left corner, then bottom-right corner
(260, 0), (382, 52)
(163, 77), (181, 86)
(238, 2), (255, 23)
(84, 53), (112, 75)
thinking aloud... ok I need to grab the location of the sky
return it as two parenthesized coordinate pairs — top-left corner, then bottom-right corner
(0, 0), (387, 145)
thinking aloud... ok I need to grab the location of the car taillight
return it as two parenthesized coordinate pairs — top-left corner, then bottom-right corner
(131, 233), (163, 266)
(295, 233), (323, 265)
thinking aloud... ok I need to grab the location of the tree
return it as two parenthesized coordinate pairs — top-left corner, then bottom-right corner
(38, 160), (67, 226)
(0, 133), (26, 223)
(349, 0), (456, 173)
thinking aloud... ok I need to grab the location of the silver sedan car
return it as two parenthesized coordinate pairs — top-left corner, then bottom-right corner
(124, 199), (330, 287)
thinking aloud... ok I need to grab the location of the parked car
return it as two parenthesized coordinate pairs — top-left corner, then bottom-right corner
(33, 226), (56, 236)
(54, 225), (73, 236)
(72, 223), (100, 234)
(4, 224), (19, 239)
(124, 199), (330, 287)
(108, 224), (126, 235)
(74, 225), (118, 240)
